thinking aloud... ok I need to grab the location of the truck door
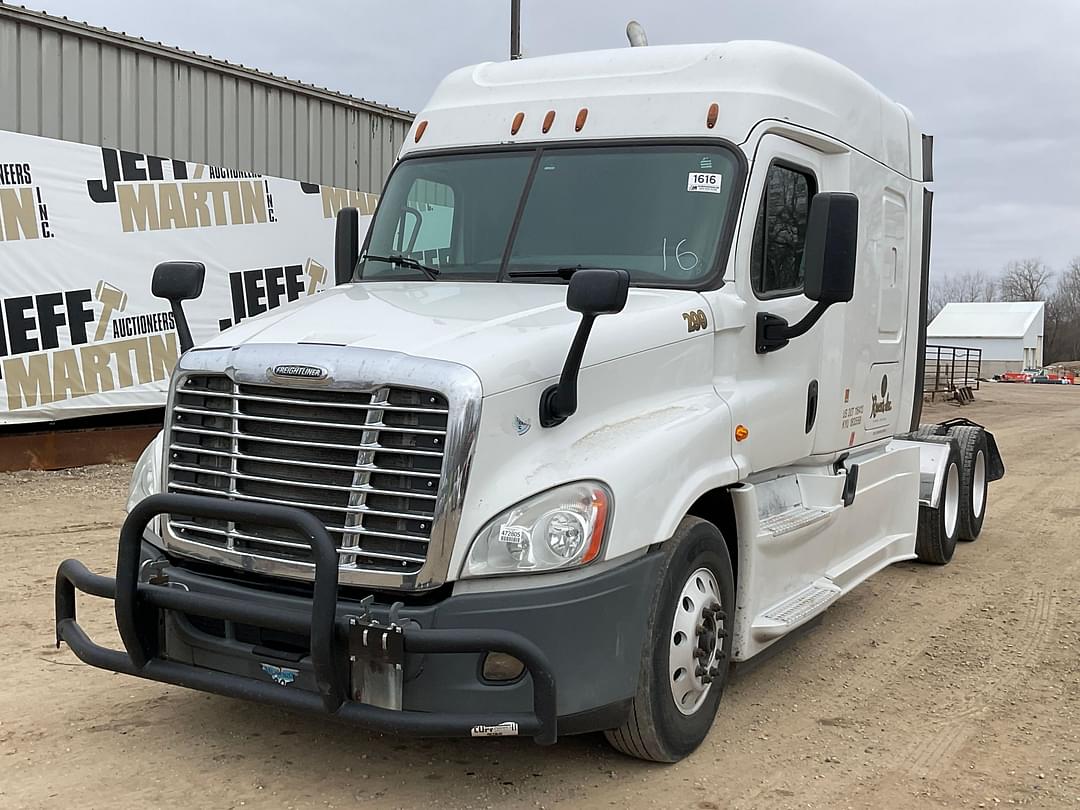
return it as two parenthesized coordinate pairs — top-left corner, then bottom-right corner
(714, 135), (833, 472)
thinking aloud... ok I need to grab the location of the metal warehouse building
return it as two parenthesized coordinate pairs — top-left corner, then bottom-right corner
(928, 301), (1045, 377)
(0, 3), (414, 193)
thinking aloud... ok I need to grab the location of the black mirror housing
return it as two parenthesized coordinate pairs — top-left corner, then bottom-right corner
(540, 268), (631, 428)
(335, 207), (360, 285)
(566, 268), (630, 315)
(152, 261), (205, 354)
(755, 193), (859, 354)
(803, 192), (858, 304)
(151, 260), (205, 302)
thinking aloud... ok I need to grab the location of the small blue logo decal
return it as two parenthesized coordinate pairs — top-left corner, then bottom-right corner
(261, 663), (299, 686)
(512, 415), (531, 436)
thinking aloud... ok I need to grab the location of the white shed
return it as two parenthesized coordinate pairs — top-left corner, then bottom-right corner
(927, 302), (1045, 376)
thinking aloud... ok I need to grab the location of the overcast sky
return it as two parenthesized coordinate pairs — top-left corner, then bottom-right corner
(24, 0), (1080, 279)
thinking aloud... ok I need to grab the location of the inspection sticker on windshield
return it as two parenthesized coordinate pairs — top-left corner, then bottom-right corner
(687, 172), (722, 193)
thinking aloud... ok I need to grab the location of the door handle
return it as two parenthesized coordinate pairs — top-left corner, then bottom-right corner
(805, 379), (819, 434)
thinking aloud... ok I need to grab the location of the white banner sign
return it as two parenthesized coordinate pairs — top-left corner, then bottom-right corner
(0, 130), (376, 425)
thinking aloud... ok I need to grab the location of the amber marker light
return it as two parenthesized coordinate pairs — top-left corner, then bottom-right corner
(542, 110), (556, 133)
(735, 424), (749, 442)
(414, 120), (428, 143)
(511, 111), (525, 135)
(575, 107), (589, 132)
(706, 103), (719, 129)
(582, 487), (609, 565)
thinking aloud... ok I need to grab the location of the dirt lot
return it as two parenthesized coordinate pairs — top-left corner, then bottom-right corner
(2, 383), (1078, 809)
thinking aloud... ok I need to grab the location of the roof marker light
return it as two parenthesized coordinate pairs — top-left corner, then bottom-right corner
(542, 110), (556, 134)
(706, 103), (719, 129)
(414, 120), (428, 143)
(575, 108), (588, 132)
(511, 111), (525, 135)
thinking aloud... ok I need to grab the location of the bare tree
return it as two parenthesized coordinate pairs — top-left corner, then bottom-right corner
(1000, 258), (1053, 302)
(949, 270), (998, 303)
(926, 269), (998, 322)
(1045, 257), (1080, 363)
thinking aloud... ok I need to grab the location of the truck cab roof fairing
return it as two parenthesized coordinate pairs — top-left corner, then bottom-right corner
(405, 41), (913, 177)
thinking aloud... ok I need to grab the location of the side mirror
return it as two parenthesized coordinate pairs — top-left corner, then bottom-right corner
(152, 261), (205, 353)
(567, 267), (631, 315)
(756, 192), (859, 354)
(335, 206), (360, 286)
(540, 268), (630, 427)
(803, 192), (859, 304)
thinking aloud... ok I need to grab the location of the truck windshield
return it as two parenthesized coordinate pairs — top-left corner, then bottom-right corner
(356, 144), (740, 287)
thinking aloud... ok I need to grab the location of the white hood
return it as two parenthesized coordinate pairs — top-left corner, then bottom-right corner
(199, 281), (705, 395)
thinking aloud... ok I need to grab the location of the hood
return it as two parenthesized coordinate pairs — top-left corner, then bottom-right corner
(199, 281), (705, 395)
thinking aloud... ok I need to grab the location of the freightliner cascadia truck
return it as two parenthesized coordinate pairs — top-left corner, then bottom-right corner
(55, 38), (1004, 762)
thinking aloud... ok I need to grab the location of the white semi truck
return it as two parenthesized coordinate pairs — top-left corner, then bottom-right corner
(55, 38), (1004, 762)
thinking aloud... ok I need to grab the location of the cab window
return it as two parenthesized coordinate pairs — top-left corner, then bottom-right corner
(359, 152), (533, 280)
(750, 163), (816, 297)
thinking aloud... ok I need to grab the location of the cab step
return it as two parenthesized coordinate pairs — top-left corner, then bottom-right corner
(758, 505), (835, 539)
(751, 579), (841, 641)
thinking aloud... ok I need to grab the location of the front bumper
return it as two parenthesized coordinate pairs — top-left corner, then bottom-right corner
(55, 493), (660, 743)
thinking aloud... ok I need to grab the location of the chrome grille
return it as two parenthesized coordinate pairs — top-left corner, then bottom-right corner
(165, 373), (448, 575)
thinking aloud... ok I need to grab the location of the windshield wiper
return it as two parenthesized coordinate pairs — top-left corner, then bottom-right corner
(509, 264), (623, 279)
(362, 253), (440, 281)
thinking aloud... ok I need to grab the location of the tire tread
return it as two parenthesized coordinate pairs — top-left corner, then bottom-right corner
(915, 502), (951, 564)
(605, 698), (658, 760)
(603, 516), (733, 763)
(948, 425), (988, 541)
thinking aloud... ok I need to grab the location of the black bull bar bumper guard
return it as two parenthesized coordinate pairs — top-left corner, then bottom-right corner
(54, 493), (558, 744)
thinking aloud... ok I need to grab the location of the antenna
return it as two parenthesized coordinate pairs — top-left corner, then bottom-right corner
(511, 0), (522, 59)
(626, 20), (649, 47)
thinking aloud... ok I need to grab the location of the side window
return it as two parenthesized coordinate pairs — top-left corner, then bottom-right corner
(397, 178), (455, 268)
(750, 163), (816, 297)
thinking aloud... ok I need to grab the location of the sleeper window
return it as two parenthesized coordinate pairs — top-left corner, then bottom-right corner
(750, 163), (816, 297)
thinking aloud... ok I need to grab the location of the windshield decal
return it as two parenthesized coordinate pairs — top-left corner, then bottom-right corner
(687, 172), (723, 194)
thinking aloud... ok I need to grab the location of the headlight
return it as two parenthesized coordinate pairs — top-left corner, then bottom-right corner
(126, 431), (163, 515)
(462, 481), (611, 578)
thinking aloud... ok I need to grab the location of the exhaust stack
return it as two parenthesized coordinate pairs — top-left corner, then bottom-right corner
(626, 20), (649, 47)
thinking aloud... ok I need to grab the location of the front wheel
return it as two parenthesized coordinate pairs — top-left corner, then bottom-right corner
(604, 517), (735, 762)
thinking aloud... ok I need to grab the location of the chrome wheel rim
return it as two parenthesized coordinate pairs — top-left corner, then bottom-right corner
(944, 462), (960, 538)
(972, 450), (986, 518)
(669, 567), (724, 716)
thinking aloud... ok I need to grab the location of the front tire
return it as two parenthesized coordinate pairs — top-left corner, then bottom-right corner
(604, 517), (735, 762)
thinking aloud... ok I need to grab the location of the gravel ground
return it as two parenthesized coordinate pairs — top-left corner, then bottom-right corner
(1, 383), (1078, 809)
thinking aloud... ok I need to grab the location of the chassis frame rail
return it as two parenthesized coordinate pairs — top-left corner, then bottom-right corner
(54, 493), (558, 744)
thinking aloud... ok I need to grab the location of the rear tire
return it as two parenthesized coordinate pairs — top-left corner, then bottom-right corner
(915, 447), (961, 565)
(604, 517), (734, 762)
(948, 425), (989, 541)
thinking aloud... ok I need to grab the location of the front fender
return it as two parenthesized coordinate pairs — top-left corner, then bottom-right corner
(448, 336), (740, 578)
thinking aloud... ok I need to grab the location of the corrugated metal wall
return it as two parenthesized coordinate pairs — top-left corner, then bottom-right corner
(0, 4), (413, 193)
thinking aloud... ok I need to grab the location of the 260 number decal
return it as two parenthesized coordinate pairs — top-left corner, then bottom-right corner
(682, 309), (709, 332)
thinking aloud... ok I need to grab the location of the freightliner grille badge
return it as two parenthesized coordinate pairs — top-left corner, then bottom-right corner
(270, 364), (328, 381)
